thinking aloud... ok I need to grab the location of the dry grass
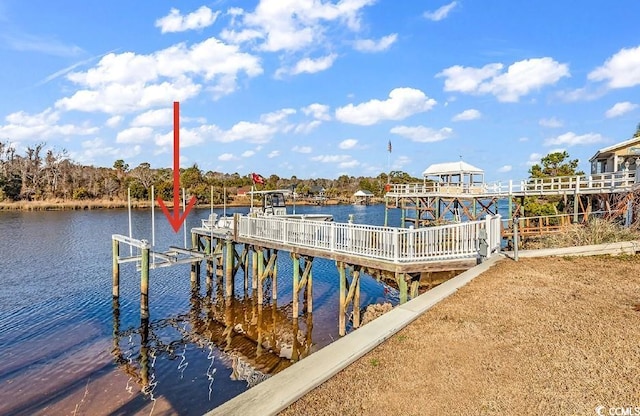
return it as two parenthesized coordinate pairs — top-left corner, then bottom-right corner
(524, 218), (640, 249)
(281, 255), (640, 416)
(0, 199), (147, 210)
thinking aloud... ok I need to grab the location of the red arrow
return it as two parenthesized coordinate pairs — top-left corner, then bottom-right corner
(157, 101), (197, 232)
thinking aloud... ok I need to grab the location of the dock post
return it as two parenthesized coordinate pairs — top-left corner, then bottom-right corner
(352, 267), (360, 328)
(112, 238), (120, 298)
(272, 251), (278, 301)
(140, 241), (150, 319)
(292, 254), (300, 319)
(225, 240), (234, 297)
(190, 232), (200, 288)
(397, 272), (407, 304)
(338, 262), (346, 336)
(257, 248), (264, 305)
(252, 246), (258, 290)
(205, 237), (213, 293)
(305, 263), (313, 314)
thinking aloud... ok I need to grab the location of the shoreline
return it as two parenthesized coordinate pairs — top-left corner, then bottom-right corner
(0, 198), (376, 211)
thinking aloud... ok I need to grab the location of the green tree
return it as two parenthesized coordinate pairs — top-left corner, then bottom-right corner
(529, 151), (583, 178)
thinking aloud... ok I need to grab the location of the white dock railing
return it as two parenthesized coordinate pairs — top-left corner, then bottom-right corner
(389, 171), (638, 196)
(237, 215), (502, 263)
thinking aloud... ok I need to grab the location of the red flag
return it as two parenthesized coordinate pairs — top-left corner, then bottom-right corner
(251, 172), (265, 185)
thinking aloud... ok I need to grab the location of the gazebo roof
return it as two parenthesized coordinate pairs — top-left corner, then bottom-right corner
(353, 190), (374, 197)
(422, 161), (484, 176)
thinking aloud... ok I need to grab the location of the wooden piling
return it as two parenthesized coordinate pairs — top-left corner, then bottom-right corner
(112, 238), (120, 298)
(190, 232), (200, 287)
(292, 254), (300, 319)
(140, 243), (150, 319)
(397, 272), (408, 304)
(338, 262), (346, 336)
(252, 246), (258, 290)
(225, 240), (234, 297)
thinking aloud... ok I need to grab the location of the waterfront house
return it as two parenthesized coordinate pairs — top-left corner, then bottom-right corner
(589, 136), (640, 174)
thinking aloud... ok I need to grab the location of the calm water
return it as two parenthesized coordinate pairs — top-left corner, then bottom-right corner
(0, 204), (405, 415)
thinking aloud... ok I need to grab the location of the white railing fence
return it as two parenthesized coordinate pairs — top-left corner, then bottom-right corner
(237, 214), (502, 263)
(389, 171), (637, 196)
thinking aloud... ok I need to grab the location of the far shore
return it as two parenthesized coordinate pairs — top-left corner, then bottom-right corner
(0, 197), (383, 211)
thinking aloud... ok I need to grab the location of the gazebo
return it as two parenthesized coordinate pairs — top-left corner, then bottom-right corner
(353, 190), (374, 205)
(422, 160), (485, 194)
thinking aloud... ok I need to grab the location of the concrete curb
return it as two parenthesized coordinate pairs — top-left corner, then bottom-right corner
(204, 255), (503, 416)
(503, 239), (640, 259)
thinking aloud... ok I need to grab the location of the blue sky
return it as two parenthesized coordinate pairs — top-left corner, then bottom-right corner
(1, 0), (640, 181)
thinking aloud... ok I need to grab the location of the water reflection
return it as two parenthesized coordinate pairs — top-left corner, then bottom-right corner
(111, 283), (313, 394)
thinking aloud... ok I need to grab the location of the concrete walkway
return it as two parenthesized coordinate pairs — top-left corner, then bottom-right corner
(204, 255), (503, 416)
(205, 239), (640, 416)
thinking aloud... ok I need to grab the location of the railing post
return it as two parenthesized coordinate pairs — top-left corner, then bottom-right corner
(393, 228), (400, 262)
(485, 215), (491, 258)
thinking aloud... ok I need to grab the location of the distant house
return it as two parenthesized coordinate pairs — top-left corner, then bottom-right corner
(422, 160), (485, 194)
(353, 189), (374, 205)
(309, 185), (326, 197)
(589, 136), (640, 174)
(236, 186), (251, 197)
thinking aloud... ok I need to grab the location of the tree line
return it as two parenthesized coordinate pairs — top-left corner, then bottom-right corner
(0, 141), (420, 204)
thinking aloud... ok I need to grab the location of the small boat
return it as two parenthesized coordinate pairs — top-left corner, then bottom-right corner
(201, 190), (332, 231)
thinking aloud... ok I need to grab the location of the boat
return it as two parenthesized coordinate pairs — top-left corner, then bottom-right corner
(201, 190), (333, 231)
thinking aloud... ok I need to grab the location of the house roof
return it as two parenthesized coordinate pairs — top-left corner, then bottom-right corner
(353, 190), (374, 197)
(422, 161), (484, 176)
(589, 136), (640, 161)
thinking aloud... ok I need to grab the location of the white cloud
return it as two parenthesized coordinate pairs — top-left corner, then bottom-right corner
(282, 54), (337, 77)
(390, 126), (453, 143)
(497, 165), (512, 173)
(268, 150), (280, 158)
(131, 108), (173, 127)
(260, 108), (296, 124)
(217, 121), (277, 144)
(539, 117), (563, 128)
(239, 0), (376, 53)
(56, 37), (262, 114)
(588, 45), (640, 89)
(106, 115), (123, 128)
(311, 154), (352, 163)
(452, 109), (481, 121)
(339, 159), (360, 169)
(544, 132), (606, 147)
(519, 137), (529, 142)
(438, 58), (570, 102)
(155, 6), (219, 33)
(154, 126), (206, 148)
(218, 153), (235, 161)
(293, 120), (322, 134)
(423, 1), (458, 21)
(335, 87), (436, 125)
(116, 126), (154, 144)
(339, 139), (358, 149)
(302, 103), (331, 120)
(0, 108), (97, 141)
(353, 34), (398, 53)
(241, 150), (256, 157)
(605, 101), (638, 118)
(292, 145), (312, 153)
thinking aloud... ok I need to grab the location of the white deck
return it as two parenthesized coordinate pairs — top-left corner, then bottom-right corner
(387, 171), (638, 197)
(219, 215), (503, 263)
